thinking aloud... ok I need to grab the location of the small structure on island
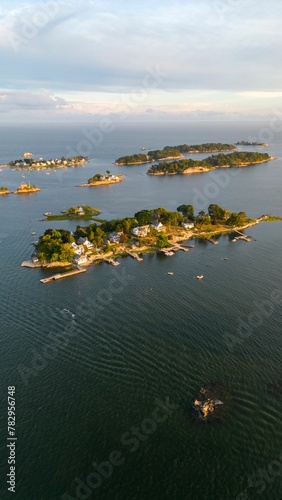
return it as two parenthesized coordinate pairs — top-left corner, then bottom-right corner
(131, 225), (149, 237)
(181, 220), (195, 230)
(73, 255), (88, 266)
(109, 232), (123, 243)
(151, 221), (164, 232)
(77, 237), (94, 249)
(192, 383), (232, 422)
(77, 206), (85, 215)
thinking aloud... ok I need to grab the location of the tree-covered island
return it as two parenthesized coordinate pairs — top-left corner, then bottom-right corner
(44, 205), (101, 221)
(235, 141), (269, 147)
(27, 203), (281, 268)
(79, 171), (125, 187)
(115, 143), (237, 165)
(8, 156), (88, 169)
(147, 151), (275, 175)
(0, 186), (10, 195)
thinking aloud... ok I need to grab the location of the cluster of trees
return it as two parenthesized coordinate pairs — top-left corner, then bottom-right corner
(74, 224), (106, 247)
(204, 152), (271, 167)
(147, 151), (272, 175)
(164, 143), (236, 153)
(65, 205), (100, 216)
(0, 186), (9, 192)
(148, 158), (209, 174)
(88, 171), (112, 183)
(176, 204), (194, 220)
(235, 141), (266, 146)
(36, 229), (75, 263)
(115, 143), (239, 165)
(134, 207), (183, 226)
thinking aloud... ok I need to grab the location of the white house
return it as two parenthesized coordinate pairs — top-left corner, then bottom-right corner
(131, 225), (149, 237)
(181, 220), (195, 230)
(77, 237), (93, 249)
(77, 207), (85, 215)
(74, 255), (88, 265)
(109, 231), (123, 243)
(71, 242), (85, 255)
(151, 221), (164, 232)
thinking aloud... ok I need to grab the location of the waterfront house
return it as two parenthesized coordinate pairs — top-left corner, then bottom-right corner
(131, 225), (149, 237)
(73, 255), (88, 265)
(181, 220), (195, 229)
(151, 221), (164, 232)
(77, 207), (85, 215)
(71, 242), (85, 255)
(109, 231), (123, 243)
(77, 237), (93, 249)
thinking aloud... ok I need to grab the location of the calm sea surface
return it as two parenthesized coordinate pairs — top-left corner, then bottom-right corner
(0, 122), (282, 500)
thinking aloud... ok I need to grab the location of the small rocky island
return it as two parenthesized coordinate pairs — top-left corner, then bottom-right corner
(15, 183), (41, 194)
(79, 172), (125, 187)
(235, 141), (269, 147)
(44, 205), (101, 221)
(0, 186), (10, 195)
(192, 383), (232, 422)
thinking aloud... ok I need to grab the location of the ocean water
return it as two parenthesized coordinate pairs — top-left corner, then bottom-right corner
(0, 122), (282, 500)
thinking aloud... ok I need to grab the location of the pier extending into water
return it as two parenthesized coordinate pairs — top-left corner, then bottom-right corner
(126, 251), (143, 262)
(40, 267), (86, 283)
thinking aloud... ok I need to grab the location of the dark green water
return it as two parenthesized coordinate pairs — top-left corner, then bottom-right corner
(0, 122), (282, 499)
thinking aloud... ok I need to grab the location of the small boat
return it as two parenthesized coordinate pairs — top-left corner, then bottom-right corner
(46, 172), (50, 175)
(31, 232), (36, 235)
(141, 147), (146, 150)
(197, 275), (204, 280)
(164, 251), (174, 256)
(43, 212), (52, 216)
(224, 257), (228, 261)
(167, 272), (174, 275)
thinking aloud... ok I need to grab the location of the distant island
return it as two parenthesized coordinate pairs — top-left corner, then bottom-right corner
(23, 202), (282, 271)
(235, 141), (269, 147)
(147, 152), (276, 175)
(6, 155), (88, 170)
(44, 205), (101, 221)
(115, 143), (237, 165)
(15, 183), (41, 194)
(79, 171), (125, 187)
(0, 186), (10, 195)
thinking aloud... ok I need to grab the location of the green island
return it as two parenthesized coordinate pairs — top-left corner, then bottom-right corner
(0, 186), (10, 195)
(44, 205), (101, 221)
(79, 171), (125, 187)
(23, 203), (282, 270)
(115, 143), (237, 165)
(15, 183), (41, 194)
(235, 141), (268, 147)
(147, 151), (275, 175)
(5, 155), (88, 170)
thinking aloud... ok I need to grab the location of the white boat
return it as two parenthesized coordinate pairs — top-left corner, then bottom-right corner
(43, 212), (52, 216)
(167, 272), (174, 275)
(197, 275), (204, 280)
(164, 251), (174, 256)
(31, 232), (36, 235)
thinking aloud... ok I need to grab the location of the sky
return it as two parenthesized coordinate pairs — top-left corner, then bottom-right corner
(0, 0), (282, 122)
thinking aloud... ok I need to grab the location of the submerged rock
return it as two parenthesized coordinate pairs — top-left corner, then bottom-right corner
(267, 382), (282, 397)
(192, 382), (231, 422)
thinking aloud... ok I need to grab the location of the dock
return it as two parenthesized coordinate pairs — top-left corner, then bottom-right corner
(40, 267), (86, 283)
(126, 251), (143, 262)
(105, 258), (120, 266)
(207, 238), (219, 245)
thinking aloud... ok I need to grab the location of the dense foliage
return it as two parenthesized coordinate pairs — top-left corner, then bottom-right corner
(36, 229), (75, 262)
(147, 152), (272, 175)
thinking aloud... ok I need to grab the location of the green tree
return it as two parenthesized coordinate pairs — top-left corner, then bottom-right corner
(177, 204), (194, 220)
(208, 204), (225, 222)
(156, 232), (169, 248)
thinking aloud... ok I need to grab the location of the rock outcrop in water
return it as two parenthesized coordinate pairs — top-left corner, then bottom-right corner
(192, 382), (231, 422)
(267, 382), (282, 397)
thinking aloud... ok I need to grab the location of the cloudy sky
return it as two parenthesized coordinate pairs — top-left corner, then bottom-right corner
(1, 0), (282, 121)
